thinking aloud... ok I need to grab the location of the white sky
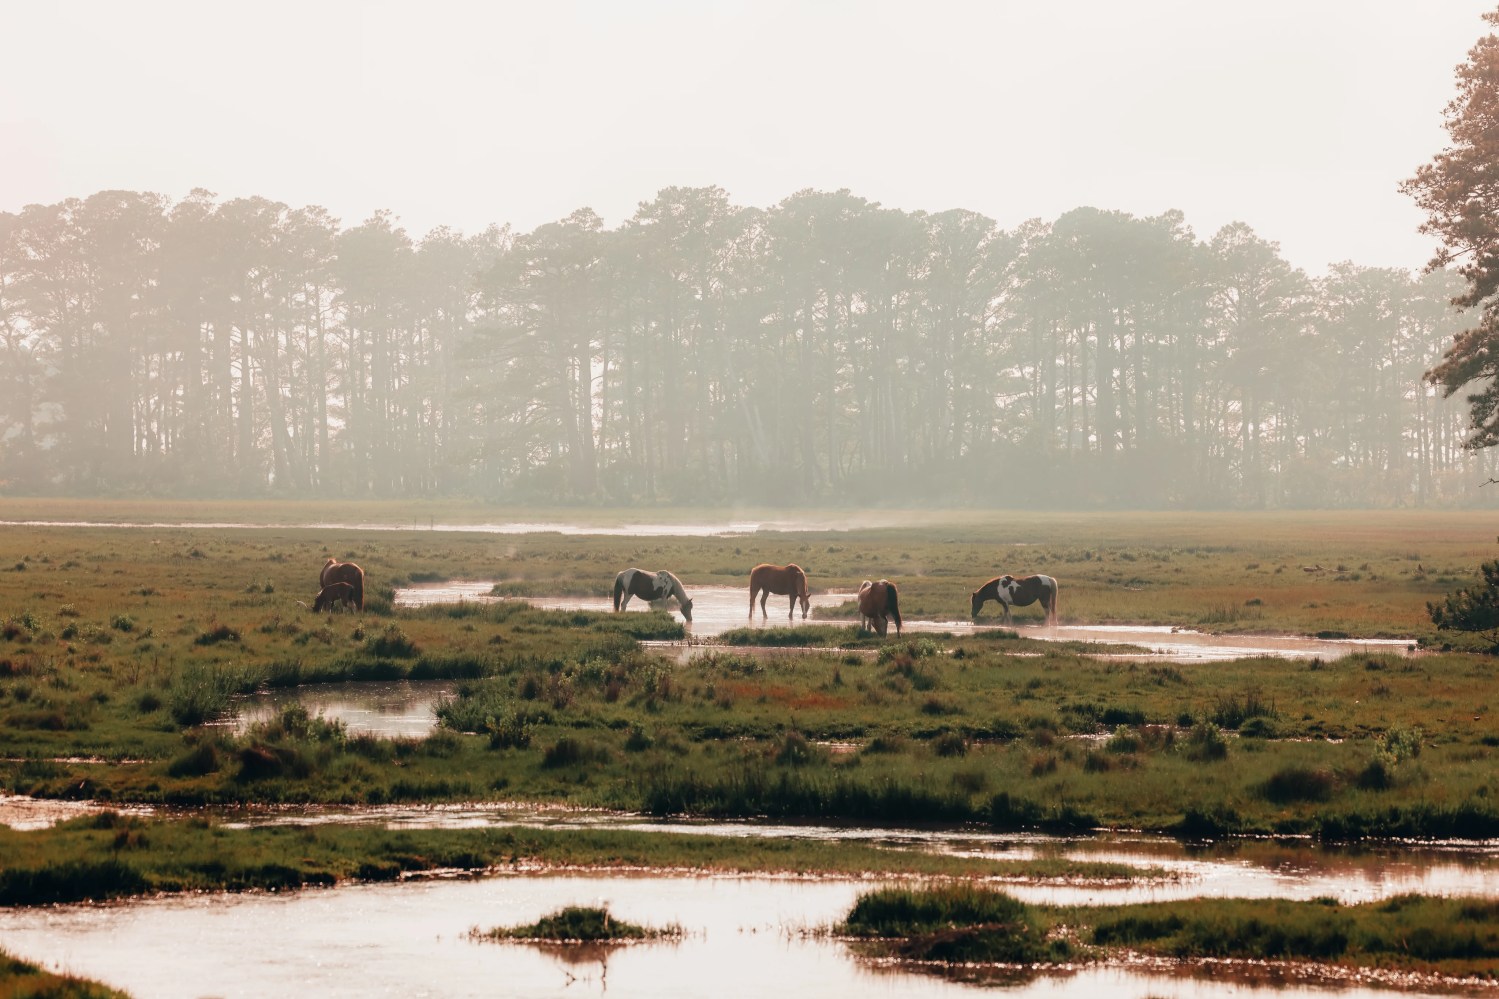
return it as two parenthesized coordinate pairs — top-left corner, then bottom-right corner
(1, 0), (1491, 274)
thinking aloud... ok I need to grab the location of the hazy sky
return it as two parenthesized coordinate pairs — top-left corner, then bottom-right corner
(3, 1), (1491, 274)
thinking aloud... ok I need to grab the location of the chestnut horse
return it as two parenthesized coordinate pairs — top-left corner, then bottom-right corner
(971, 573), (1058, 626)
(312, 581), (358, 613)
(612, 568), (693, 623)
(857, 579), (902, 637)
(320, 559), (365, 611)
(748, 563), (810, 621)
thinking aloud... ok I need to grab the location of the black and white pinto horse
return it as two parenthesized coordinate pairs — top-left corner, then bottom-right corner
(971, 574), (1059, 626)
(612, 568), (694, 623)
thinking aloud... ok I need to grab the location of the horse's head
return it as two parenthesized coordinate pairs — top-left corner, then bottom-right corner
(970, 587), (984, 619)
(797, 593), (810, 619)
(679, 597), (693, 623)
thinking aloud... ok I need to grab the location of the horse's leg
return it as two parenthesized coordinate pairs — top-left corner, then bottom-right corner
(749, 585), (757, 620)
(786, 593), (795, 620)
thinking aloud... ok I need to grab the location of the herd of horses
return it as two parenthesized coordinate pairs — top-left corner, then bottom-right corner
(308, 555), (1059, 636)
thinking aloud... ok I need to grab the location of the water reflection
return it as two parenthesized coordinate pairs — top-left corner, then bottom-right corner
(396, 582), (1414, 662)
(226, 680), (455, 738)
(0, 875), (1472, 999)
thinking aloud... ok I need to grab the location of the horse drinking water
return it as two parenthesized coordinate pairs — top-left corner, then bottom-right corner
(857, 579), (902, 637)
(612, 568), (694, 623)
(971, 574), (1059, 626)
(748, 563), (811, 621)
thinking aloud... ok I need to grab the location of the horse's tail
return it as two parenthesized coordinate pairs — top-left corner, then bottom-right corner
(1048, 578), (1059, 624)
(612, 574), (625, 612)
(885, 582), (902, 634)
(353, 570), (364, 612)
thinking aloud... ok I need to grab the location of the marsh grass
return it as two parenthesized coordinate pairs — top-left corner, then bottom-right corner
(473, 905), (682, 943)
(839, 885), (1060, 964)
(0, 814), (1157, 907)
(0, 949), (128, 997)
(1, 510), (1497, 845)
(841, 885), (1499, 977)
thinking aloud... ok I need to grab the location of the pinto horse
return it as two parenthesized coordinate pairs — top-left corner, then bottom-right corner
(857, 579), (902, 637)
(320, 558), (365, 611)
(612, 568), (694, 623)
(748, 563), (811, 621)
(971, 574), (1058, 626)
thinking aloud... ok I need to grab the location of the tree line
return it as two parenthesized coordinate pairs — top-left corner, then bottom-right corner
(0, 186), (1491, 507)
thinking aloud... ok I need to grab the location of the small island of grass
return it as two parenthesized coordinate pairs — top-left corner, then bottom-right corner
(473, 905), (682, 944)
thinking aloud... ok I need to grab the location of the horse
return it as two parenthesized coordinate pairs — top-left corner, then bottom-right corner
(612, 568), (693, 623)
(312, 581), (358, 613)
(748, 563), (810, 621)
(320, 558), (365, 611)
(971, 573), (1059, 626)
(857, 579), (902, 637)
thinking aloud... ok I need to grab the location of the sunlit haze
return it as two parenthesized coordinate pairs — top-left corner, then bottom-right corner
(2, 0), (1488, 273)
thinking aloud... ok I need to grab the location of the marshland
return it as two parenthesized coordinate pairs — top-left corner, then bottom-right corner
(1, 502), (1498, 996)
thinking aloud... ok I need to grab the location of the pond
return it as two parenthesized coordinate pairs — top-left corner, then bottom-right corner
(0, 873), (1479, 999)
(223, 679), (455, 738)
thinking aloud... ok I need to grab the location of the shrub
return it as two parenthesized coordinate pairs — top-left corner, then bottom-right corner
(932, 731), (967, 757)
(1180, 722), (1228, 761)
(363, 625), (418, 658)
(773, 730), (823, 766)
(194, 624), (241, 647)
(167, 662), (239, 726)
(1209, 689), (1275, 729)
(542, 735), (609, 768)
(1260, 765), (1339, 803)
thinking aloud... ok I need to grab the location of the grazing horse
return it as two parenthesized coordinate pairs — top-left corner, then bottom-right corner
(612, 568), (694, 623)
(320, 558), (365, 611)
(748, 563), (811, 621)
(312, 581), (358, 613)
(857, 579), (902, 637)
(971, 574), (1059, 626)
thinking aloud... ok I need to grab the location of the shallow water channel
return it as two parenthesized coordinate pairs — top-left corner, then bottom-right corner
(224, 583), (1415, 740)
(395, 581), (1414, 663)
(0, 870), (1489, 999)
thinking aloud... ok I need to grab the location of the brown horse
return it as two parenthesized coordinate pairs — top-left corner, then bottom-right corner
(857, 579), (902, 637)
(320, 558), (365, 612)
(612, 568), (693, 622)
(312, 581), (358, 613)
(749, 563), (810, 621)
(971, 573), (1058, 626)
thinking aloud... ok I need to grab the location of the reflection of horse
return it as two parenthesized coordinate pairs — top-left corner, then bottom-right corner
(320, 559), (365, 611)
(612, 568), (693, 622)
(971, 574), (1058, 626)
(857, 579), (902, 637)
(749, 563), (810, 621)
(312, 581), (358, 613)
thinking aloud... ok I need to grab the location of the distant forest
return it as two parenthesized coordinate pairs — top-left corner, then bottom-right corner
(0, 186), (1493, 508)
